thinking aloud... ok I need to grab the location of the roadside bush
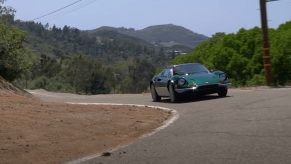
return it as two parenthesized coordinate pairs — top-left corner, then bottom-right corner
(44, 77), (75, 93)
(114, 85), (122, 94)
(33, 76), (49, 89)
(246, 74), (266, 87)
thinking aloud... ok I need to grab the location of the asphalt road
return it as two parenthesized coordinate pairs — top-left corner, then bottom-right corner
(28, 88), (291, 164)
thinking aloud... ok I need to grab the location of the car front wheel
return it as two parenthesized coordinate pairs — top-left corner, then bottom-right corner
(169, 84), (179, 103)
(218, 87), (228, 97)
(151, 84), (161, 102)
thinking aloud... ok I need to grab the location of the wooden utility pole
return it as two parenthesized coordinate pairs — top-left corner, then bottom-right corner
(259, 0), (272, 86)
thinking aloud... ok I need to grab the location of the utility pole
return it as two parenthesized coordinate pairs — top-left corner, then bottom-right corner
(259, 0), (273, 86)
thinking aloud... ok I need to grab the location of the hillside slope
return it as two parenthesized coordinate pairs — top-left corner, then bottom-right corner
(0, 76), (38, 100)
(10, 20), (193, 68)
(86, 24), (209, 48)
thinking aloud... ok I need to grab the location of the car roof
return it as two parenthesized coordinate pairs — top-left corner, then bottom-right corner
(165, 63), (202, 69)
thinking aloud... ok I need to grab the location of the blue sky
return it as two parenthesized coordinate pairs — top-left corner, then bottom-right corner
(4, 0), (291, 37)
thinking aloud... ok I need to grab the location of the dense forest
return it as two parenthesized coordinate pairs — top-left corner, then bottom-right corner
(169, 21), (291, 87)
(15, 53), (155, 94)
(9, 20), (193, 68)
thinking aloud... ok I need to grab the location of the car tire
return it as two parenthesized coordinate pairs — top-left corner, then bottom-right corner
(218, 87), (228, 97)
(169, 84), (179, 103)
(151, 84), (161, 102)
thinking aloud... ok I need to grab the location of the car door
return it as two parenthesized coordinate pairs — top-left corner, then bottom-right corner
(154, 70), (165, 96)
(155, 69), (171, 96)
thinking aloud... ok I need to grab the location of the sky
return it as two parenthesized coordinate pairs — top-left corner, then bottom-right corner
(4, 0), (291, 37)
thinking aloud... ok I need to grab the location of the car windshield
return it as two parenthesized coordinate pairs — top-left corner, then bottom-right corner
(173, 64), (209, 75)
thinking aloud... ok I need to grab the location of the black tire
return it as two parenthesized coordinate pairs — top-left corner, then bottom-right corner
(151, 84), (161, 102)
(169, 84), (179, 103)
(218, 87), (228, 97)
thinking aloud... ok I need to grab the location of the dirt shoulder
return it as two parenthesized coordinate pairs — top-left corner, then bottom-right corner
(0, 77), (173, 164)
(0, 76), (38, 100)
(0, 96), (172, 164)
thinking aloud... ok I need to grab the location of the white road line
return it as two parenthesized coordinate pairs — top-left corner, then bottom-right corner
(229, 87), (291, 91)
(65, 103), (179, 164)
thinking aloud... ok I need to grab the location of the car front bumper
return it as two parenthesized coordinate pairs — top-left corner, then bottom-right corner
(175, 83), (232, 94)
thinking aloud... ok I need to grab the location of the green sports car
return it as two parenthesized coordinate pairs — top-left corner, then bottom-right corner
(150, 63), (232, 103)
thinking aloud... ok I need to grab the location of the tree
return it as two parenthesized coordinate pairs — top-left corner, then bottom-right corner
(62, 25), (70, 36)
(0, 0), (16, 20)
(59, 53), (109, 94)
(44, 23), (49, 30)
(0, 1), (34, 81)
(127, 57), (155, 93)
(169, 22), (291, 87)
(90, 72), (107, 94)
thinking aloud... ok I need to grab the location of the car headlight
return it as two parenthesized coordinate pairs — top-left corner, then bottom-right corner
(178, 78), (186, 86)
(219, 73), (227, 81)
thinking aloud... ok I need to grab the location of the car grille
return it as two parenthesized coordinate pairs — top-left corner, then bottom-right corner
(197, 84), (219, 90)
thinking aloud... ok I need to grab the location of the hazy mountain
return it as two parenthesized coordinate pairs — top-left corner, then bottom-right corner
(86, 24), (209, 48)
(9, 20), (194, 69)
(88, 30), (194, 52)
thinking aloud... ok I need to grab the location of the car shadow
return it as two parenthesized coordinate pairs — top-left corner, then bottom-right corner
(157, 94), (232, 104)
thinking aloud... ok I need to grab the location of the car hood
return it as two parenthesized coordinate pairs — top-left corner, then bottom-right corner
(183, 73), (220, 85)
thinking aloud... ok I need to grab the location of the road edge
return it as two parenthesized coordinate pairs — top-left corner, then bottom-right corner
(64, 103), (179, 164)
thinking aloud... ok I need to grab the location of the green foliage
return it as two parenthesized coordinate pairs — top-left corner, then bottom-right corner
(7, 20), (190, 69)
(90, 72), (108, 94)
(114, 85), (122, 94)
(45, 76), (75, 93)
(120, 76), (133, 93)
(155, 67), (164, 75)
(270, 21), (291, 85)
(126, 58), (155, 93)
(0, 2), (34, 82)
(246, 74), (266, 86)
(57, 53), (108, 94)
(17, 52), (156, 94)
(0, 0), (16, 20)
(170, 21), (291, 87)
(33, 75), (48, 89)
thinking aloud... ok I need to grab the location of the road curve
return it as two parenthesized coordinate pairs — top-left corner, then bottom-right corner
(28, 88), (291, 164)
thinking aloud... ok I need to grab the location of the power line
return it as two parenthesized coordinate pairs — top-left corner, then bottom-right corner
(40, 0), (97, 24)
(36, 0), (94, 22)
(31, 0), (82, 21)
(39, 0), (95, 22)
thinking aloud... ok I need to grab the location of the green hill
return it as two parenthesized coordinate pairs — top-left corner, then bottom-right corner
(10, 20), (193, 68)
(86, 24), (209, 49)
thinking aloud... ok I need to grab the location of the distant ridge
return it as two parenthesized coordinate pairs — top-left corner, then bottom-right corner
(85, 24), (209, 48)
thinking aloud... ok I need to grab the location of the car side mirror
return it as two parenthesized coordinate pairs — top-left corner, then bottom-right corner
(210, 70), (214, 73)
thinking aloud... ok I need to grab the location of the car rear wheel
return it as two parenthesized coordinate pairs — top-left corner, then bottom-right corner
(169, 84), (179, 103)
(218, 87), (228, 97)
(151, 84), (161, 102)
